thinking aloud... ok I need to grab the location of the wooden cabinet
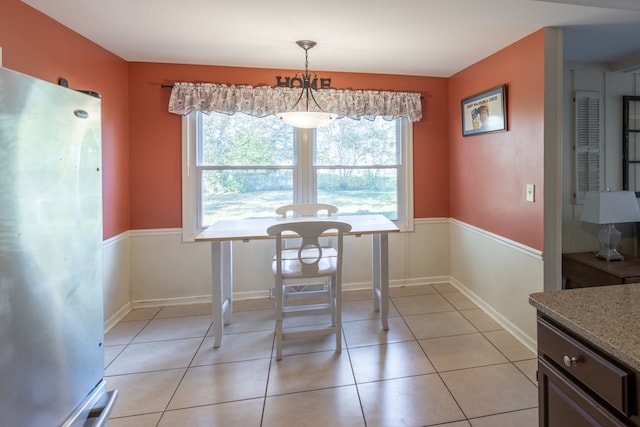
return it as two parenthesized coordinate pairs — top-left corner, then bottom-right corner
(562, 252), (640, 289)
(536, 315), (640, 426)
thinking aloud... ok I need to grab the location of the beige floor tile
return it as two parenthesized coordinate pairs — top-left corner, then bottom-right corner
(233, 297), (275, 312)
(440, 364), (538, 419)
(342, 288), (374, 301)
(342, 298), (400, 322)
(167, 359), (271, 410)
(404, 311), (477, 339)
(389, 284), (437, 297)
(359, 374), (466, 427)
(104, 320), (148, 346)
(108, 413), (163, 427)
(267, 350), (354, 395)
(484, 329), (536, 361)
(342, 316), (414, 348)
(281, 310), (335, 329)
(349, 341), (435, 383)
(419, 333), (508, 371)
(515, 358), (539, 385)
(193, 331), (274, 365)
(158, 399), (264, 427)
(104, 345), (125, 368)
(262, 385), (366, 427)
(432, 282), (459, 293)
(218, 309), (275, 334)
(459, 308), (502, 332)
(120, 307), (161, 322)
(105, 337), (202, 376)
(441, 291), (478, 310)
(278, 330), (345, 357)
(106, 369), (186, 418)
(156, 303), (212, 318)
(392, 293), (456, 316)
(105, 286), (540, 425)
(470, 408), (538, 427)
(132, 315), (212, 343)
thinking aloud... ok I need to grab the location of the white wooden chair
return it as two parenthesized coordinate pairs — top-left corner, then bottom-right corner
(275, 203), (338, 219)
(274, 204), (339, 299)
(267, 220), (351, 360)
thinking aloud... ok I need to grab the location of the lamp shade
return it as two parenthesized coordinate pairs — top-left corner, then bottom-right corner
(277, 111), (337, 129)
(580, 191), (640, 224)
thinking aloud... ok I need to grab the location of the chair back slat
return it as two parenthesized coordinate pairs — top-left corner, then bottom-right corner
(275, 203), (338, 218)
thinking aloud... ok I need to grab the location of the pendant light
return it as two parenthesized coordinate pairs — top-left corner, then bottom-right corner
(277, 40), (338, 129)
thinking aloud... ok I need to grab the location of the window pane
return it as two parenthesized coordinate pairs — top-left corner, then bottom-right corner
(201, 169), (293, 225)
(317, 168), (398, 219)
(316, 117), (398, 166)
(200, 113), (293, 166)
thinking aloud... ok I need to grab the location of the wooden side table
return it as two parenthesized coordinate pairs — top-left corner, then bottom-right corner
(562, 252), (640, 289)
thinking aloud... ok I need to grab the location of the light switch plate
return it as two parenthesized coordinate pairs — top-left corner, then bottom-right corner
(526, 184), (535, 202)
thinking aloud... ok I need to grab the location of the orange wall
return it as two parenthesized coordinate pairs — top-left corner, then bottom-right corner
(448, 30), (545, 250)
(128, 63), (450, 229)
(3, 0), (545, 251)
(1, 0), (130, 240)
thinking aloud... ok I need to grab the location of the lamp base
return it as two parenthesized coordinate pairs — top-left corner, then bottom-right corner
(595, 248), (624, 261)
(595, 223), (624, 261)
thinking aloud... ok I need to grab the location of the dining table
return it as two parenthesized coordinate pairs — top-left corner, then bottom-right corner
(194, 213), (400, 347)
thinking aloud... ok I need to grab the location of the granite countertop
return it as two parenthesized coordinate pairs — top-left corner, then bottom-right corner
(529, 283), (640, 372)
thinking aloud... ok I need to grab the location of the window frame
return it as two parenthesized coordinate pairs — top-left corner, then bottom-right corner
(181, 112), (413, 241)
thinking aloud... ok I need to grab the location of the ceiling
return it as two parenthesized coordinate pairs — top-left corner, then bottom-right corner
(21, 0), (640, 77)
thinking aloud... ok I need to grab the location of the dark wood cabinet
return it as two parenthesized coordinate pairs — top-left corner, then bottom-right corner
(562, 252), (640, 289)
(538, 359), (627, 427)
(536, 315), (640, 426)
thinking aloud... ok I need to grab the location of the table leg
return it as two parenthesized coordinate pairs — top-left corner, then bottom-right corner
(211, 240), (233, 348)
(372, 232), (389, 330)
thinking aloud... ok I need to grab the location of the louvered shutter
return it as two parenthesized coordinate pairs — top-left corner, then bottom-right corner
(574, 91), (602, 204)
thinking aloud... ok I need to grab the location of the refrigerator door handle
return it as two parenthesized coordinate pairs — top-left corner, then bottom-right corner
(87, 390), (118, 427)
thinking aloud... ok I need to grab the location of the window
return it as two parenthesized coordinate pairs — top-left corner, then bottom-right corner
(182, 112), (413, 240)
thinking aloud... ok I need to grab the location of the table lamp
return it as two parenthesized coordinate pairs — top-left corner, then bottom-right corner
(580, 190), (640, 261)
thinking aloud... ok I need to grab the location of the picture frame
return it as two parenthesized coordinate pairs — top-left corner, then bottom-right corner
(461, 84), (507, 136)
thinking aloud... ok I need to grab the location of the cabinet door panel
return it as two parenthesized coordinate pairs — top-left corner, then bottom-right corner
(539, 359), (627, 427)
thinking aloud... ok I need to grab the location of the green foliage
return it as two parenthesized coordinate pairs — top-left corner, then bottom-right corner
(198, 113), (400, 224)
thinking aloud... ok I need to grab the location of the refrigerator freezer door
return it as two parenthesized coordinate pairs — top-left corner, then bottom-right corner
(0, 67), (106, 426)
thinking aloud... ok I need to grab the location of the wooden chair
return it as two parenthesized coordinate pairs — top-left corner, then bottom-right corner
(275, 203), (338, 219)
(267, 220), (351, 360)
(274, 204), (339, 298)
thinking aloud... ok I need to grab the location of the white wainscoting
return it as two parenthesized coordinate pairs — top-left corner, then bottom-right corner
(103, 218), (544, 350)
(449, 219), (543, 352)
(103, 231), (131, 331)
(126, 218), (451, 303)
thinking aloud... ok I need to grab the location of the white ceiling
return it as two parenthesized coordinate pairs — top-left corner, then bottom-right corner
(21, 0), (640, 77)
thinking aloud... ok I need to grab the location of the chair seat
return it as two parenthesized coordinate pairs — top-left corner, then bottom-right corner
(276, 246), (337, 260)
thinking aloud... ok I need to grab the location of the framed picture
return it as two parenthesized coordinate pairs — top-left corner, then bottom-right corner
(461, 85), (507, 136)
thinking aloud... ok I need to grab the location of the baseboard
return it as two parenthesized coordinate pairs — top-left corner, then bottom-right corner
(119, 275), (448, 313)
(131, 294), (213, 309)
(104, 302), (132, 333)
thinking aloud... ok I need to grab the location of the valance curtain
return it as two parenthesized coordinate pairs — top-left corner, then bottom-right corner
(168, 82), (422, 122)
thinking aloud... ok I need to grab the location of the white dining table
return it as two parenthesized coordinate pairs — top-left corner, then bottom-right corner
(195, 214), (399, 347)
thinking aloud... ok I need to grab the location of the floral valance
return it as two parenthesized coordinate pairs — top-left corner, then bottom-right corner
(168, 82), (422, 122)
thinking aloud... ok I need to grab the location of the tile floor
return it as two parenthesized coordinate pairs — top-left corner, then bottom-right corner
(104, 283), (539, 427)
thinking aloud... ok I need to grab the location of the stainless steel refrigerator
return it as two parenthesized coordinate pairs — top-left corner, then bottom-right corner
(0, 67), (117, 426)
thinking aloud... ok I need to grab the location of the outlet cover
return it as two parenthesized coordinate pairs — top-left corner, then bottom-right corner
(526, 184), (535, 202)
